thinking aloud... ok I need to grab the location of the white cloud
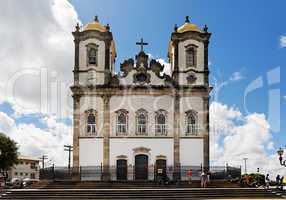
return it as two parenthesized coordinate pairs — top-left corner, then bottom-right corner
(210, 101), (286, 179)
(230, 71), (244, 81)
(156, 58), (171, 76)
(0, 0), (79, 116)
(0, 111), (15, 134)
(146, 53), (172, 76)
(211, 70), (245, 102)
(0, 113), (72, 166)
(280, 35), (286, 48)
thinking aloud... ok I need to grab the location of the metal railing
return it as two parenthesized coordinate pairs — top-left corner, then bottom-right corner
(116, 124), (128, 136)
(136, 125), (147, 135)
(155, 124), (168, 136)
(40, 164), (241, 181)
(185, 124), (198, 136)
(87, 124), (97, 135)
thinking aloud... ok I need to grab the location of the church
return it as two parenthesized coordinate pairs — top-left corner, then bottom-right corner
(71, 16), (211, 181)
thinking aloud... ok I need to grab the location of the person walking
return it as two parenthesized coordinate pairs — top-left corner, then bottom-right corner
(280, 176), (284, 190)
(265, 174), (270, 189)
(201, 170), (208, 188)
(276, 174), (280, 188)
(187, 169), (192, 185)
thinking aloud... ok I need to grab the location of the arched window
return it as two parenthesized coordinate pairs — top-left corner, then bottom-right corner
(88, 48), (97, 65)
(116, 109), (128, 136)
(136, 109), (148, 135)
(85, 109), (97, 135)
(185, 110), (198, 135)
(155, 110), (167, 136)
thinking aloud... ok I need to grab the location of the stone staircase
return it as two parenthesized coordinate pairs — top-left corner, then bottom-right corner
(42, 180), (240, 189)
(0, 181), (285, 199)
(0, 188), (284, 199)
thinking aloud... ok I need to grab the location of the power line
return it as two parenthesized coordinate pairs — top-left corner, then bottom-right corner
(64, 145), (73, 170)
(39, 155), (48, 169)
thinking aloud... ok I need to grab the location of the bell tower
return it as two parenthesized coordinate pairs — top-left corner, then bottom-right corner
(71, 17), (116, 169)
(168, 17), (212, 176)
(168, 16), (211, 86)
(72, 16), (116, 86)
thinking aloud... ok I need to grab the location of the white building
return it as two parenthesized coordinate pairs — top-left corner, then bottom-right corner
(71, 16), (211, 181)
(8, 155), (40, 181)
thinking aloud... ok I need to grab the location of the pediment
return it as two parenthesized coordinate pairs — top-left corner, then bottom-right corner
(133, 146), (151, 154)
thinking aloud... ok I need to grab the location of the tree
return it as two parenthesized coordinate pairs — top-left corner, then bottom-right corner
(0, 133), (18, 181)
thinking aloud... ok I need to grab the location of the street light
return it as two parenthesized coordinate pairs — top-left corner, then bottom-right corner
(277, 147), (286, 167)
(243, 158), (248, 174)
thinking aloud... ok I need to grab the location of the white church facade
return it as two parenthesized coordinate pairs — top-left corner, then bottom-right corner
(71, 16), (211, 181)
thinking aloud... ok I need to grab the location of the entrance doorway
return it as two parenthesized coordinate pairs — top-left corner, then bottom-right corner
(155, 159), (167, 180)
(116, 159), (127, 180)
(135, 154), (148, 180)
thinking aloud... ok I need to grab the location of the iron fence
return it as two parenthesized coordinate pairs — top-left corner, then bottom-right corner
(40, 164), (241, 181)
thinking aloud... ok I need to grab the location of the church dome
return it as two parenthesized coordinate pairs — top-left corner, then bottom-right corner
(83, 16), (107, 32)
(177, 16), (203, 33)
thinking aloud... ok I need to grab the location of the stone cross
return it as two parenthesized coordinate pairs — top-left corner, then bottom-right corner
(136, 38), (148, 52)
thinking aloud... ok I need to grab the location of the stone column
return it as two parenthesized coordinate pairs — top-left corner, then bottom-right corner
(73, 94), (81, 169)
(203, 96), (210, 170)
(104, 40), (111, 85)
(173, 92), (181, 181)
(102, 94), (111, 180)
(173, 40), (179, 83)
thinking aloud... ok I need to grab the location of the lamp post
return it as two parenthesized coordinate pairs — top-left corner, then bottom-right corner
(243, 158), (248, 174)
(277, 147), (286, 167)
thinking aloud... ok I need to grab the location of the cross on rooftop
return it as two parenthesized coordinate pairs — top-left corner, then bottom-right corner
(136, 38), (148, 52)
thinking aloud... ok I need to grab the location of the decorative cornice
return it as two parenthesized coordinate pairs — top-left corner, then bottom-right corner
(72, 30), (113, 42)
(116, 155), (128, 160)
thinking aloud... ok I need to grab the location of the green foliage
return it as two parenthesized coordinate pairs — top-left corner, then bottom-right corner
(0, 133), (18, 172)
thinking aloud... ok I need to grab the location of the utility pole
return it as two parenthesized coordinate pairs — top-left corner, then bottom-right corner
(243, 158), (248, 174)
(64, 145), (73, 170)
(40, 155), (48, 169)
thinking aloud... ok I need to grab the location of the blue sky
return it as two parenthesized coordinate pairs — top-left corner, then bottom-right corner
(70, 0), (285, 149)
(0, 0), (285, 172)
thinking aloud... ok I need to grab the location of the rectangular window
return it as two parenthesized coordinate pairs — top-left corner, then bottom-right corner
(88, 47), (98, 65)
(186, 48), (195, 67)
(31, 162), (36, 169)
